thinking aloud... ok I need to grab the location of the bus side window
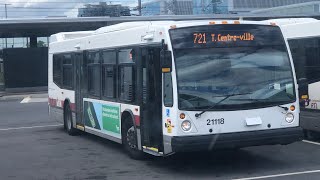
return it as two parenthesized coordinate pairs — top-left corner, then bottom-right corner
(102, 50), (117, 99)
(87, 51), (101, 97)
(62, 54), (73, 90)
(119, 49), (135, 103)
(53, 54), (62, 87)
(163, 73), (173, 107)
(289, 38), (320, 84)
(289, 39), (307, 82)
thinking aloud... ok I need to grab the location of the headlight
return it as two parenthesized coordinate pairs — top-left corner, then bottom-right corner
(285, 113), (294, 123)
(181, 120), (191, 131)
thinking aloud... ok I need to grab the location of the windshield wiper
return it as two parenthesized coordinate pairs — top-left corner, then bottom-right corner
(194, 92), (252, 118)
(254, 100), (289, 112)
(278, 105), (289, 111)
(236, 98), (289, 112)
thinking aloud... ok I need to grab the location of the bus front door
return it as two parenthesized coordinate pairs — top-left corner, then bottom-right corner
(140, 47), (163, 151)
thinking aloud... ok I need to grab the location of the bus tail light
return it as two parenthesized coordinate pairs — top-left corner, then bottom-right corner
(134, 115), (140, 127)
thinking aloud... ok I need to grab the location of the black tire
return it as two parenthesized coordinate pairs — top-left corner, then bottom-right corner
(63, 118), (67, 130)
(122, 116), (145, 160)
(304, 130), (320, 140)
(304, 129), (310, 139)
(64, 103), (78, 136)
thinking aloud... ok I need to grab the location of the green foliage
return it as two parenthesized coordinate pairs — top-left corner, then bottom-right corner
(37, 41), (47, 47)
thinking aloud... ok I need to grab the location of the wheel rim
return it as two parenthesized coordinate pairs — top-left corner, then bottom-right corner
(67, 112), (72, 130)
(126, 126), (137, 149)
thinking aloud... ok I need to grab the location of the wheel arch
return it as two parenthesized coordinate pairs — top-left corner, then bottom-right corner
(121, 109), (143, 152)
(121, 109), (136, 129)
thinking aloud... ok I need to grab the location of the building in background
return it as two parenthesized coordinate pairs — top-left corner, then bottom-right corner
(141, 0), (166, 16)
(251, 1), (320, 15)
(141, 0), (193, 16)
(228, 0), (317, 14)
(193, 0), (228, 15)
(174, 0), (193, 15)
(0, 37), (49, 49)
(78, 2), (131, 17)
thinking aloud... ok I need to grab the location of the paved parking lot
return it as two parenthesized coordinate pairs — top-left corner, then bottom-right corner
(1, 96), (320, 180)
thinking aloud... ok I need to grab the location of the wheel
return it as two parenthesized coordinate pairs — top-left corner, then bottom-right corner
(304, 130), (320, 140)
(304, 130), (310, 139)
(122, 116), (145, 160)
(64, 104), (78, 136)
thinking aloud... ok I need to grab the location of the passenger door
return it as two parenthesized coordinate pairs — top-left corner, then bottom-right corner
(74, 52), (85, 126)
(140, 47), (163, 149)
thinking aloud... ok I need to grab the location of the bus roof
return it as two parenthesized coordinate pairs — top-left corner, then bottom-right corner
(50, 31), (94, 44)
(264, 18), (317, 26)
(50, 20), (272, 43)
(279, 19), (320, 39)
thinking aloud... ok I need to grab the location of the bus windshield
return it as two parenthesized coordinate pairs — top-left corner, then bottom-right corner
(169, 24), (296, 110)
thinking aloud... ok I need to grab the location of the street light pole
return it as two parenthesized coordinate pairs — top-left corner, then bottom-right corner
(5, 4), (8, 18)
(138, 0), (141, 16)
(1, 4), (11, 48)
(0, 3), (11, 19)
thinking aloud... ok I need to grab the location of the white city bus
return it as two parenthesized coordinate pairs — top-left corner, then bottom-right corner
(49, 20), (302, 159)
(278, 19), (320, 138)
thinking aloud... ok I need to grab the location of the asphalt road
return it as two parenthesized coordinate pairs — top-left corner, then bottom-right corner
(1, 97), (320, 180)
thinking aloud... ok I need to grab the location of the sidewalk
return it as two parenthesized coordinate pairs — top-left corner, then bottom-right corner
(0, 91), (48, 101)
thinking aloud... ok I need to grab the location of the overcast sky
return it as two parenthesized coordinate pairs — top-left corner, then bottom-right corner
(0, 0), (148, 18)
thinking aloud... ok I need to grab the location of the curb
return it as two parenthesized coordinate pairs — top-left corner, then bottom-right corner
(0, 92), (48, 101)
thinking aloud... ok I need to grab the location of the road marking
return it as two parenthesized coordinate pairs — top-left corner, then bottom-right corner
(0, 124), (63, 131)
(233, 169), (320, 180)
(20, 96), (48, 103)
(29, 97), (48, 103)
(20, 96), (31, 103)
(302, 140), (320, 146)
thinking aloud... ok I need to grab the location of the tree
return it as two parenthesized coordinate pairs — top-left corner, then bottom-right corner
(202, 0), (223, 14)
(166, 0), (177, 15)
(211, 0), (223, 14)
(37, 41), (46, 47)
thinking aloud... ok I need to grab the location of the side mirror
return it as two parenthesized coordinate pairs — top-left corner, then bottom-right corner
(298, 78), (308, 91)
(160, 50), (172, 73)
(298, 78), (308, 86)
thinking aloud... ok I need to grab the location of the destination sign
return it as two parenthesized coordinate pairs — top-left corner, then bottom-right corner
(193, 32), (255, 44)
(169, 24), (285, 49)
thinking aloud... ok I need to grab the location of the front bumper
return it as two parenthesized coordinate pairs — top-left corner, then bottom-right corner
(171, 127), (303, 152)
